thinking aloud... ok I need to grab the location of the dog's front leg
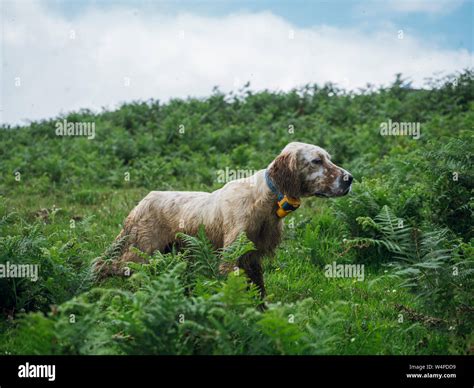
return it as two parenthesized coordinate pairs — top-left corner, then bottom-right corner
(220, 233), (267, 309)
(236, 252), (265, 299)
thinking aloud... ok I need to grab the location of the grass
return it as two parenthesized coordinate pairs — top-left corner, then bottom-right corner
(0, 191), (468, 355)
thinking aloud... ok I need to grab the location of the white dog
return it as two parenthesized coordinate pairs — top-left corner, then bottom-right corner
(95, 142), (352, 297)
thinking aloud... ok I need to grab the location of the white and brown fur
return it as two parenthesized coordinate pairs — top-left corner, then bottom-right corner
(94, 142), (352, 298)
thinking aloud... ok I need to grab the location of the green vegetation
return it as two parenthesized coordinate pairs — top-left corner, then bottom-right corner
(0, 71), (472, 355)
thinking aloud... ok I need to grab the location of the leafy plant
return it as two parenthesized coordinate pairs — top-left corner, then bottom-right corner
(345, 206), (473, 335)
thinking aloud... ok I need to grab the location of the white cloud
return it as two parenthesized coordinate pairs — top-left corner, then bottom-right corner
(1, 2), (472, 124)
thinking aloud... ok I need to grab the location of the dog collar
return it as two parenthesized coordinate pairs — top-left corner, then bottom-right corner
(264, 170), (301, 218)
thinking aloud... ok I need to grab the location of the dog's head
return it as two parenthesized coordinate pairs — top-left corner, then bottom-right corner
(267, 142), (352, 198)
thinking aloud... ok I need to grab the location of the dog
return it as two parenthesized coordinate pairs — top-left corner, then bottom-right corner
(95, 142), (352, 298)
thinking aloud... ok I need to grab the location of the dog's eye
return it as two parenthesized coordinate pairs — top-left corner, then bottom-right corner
(311, 158), (322, 165)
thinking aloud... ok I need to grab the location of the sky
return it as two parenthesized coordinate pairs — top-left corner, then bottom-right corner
(1, 0), (473, 125)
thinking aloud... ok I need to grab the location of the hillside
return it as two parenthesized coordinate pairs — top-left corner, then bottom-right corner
(0, 71), (472, 355)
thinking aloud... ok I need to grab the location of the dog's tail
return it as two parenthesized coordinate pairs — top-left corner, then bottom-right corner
(91, 229), (130, 281)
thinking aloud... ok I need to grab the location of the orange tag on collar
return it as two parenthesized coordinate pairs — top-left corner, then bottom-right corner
(276, 196), (301, 218)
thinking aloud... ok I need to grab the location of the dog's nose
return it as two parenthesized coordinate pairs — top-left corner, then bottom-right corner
(345, 174), (353, 185)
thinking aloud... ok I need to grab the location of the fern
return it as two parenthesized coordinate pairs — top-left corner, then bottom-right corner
(303, 301), (346, 355)
(346, 205), (473, 325)
(176, 225), (220, 283)
(219, 232), (256, 264)
(101, 233), (129, 262)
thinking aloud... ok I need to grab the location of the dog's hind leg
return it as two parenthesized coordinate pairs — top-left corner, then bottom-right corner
(93, 218), (172, 280)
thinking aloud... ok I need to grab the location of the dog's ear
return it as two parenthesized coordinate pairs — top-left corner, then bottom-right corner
(268, 151), (300, 198)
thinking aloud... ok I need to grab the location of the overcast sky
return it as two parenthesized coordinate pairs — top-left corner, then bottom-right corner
(1, 0), (473, 125)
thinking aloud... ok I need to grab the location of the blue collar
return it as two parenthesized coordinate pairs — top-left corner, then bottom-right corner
(264, 169), (301, 218)
(264, 169), (284, 201)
